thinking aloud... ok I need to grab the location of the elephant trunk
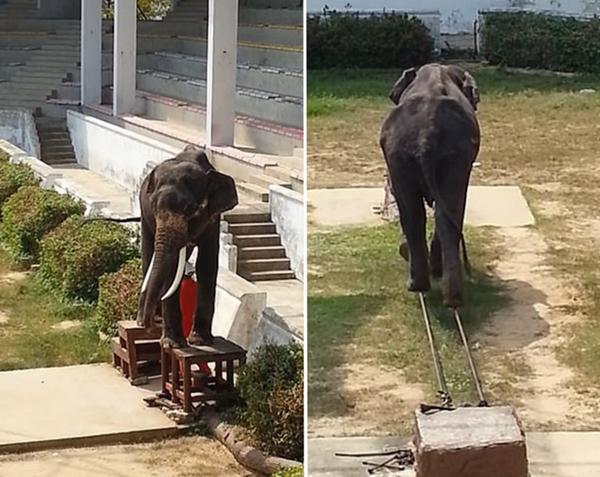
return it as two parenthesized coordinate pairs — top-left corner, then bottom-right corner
(141, 214), (187, 328)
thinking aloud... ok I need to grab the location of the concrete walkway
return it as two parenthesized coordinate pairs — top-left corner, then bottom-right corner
(0, 364), (177, 453)
(308, 433), (600, 477)
(258, 279), (304, 338)
(308, 186), (535, 229)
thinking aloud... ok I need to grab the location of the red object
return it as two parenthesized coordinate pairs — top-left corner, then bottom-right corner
(179, 277), (211, 376)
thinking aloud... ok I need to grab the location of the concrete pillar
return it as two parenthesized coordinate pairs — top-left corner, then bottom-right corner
(206, 0), (239, 147)
(113, 0), (137, 116)
(80, 0), (102, 106)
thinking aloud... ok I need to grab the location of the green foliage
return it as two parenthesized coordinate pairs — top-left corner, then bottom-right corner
(308, 11), (433, 69)
(482, 12), (600, 73)
(96, 258), (142, 335)
(1, 186), (84, 263)
(0, 150), (8, 161)
(238, 342), (304, 461)
(102, 0), (170, 19)
(273, 466), (304, 477)
(0, 161), (38, 212)
(39, 217), (138, 303)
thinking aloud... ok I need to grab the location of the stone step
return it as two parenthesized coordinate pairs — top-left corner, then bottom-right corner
(238, 245), (287, 260)
(223, 211), (270, 224)
(236, 181), (269, 202)
(42, 145), (74, 154)
(228, 222), (276, 235)
(43, 152), (76, 164)
(239, 257), (291, 272)
(233, 234), (281, 247)
(238, 269), (295, 281)
(250, 173), (291, 189)
(39, 138), (71, 147)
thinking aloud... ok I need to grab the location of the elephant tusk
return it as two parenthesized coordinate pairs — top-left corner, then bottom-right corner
(141, 253), (155, 293)
(161, 247), (187, 301)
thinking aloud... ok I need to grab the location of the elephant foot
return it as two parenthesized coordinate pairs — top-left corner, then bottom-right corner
(407, 275), (430, 293)
(161, 335), (186, 349)
(188, 331), (214, 346)
(443, 284), (464, 309)
(399, 241), (409, 262)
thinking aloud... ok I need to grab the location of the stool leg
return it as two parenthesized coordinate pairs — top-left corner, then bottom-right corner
(161, 347), (169, 395)
(127, 335), (138, 382)
(171, 352), (180, 403)
(226, 360), (234, 389)
(183, 358), (191, 413)
(215, 360), (223, 390)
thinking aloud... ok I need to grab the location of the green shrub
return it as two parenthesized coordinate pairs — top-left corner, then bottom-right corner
(96, 258), (142, 335)
(308, 11), (433, 69)
(273, 466), (304, 477)
(482, 12), (600, 73)
(0, 150), (8, 161)
(238, 342), (304, 461)
(39, 217), (138, 303)
(0, 161), (38, 212)
(1, 186), (85, 263)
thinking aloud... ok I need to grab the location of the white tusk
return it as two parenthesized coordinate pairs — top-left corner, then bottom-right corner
(161, 247), (187, 301)
(141, 253), (155, 293)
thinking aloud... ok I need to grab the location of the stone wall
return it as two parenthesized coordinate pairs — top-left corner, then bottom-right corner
(0, 109), (40, 159)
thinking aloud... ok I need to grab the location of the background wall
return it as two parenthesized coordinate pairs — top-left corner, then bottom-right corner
(307, 0), (600, 33)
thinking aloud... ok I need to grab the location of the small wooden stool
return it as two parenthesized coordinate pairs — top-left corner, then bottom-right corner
(161, 337), (247, 413)
(112, 320), (162, 384)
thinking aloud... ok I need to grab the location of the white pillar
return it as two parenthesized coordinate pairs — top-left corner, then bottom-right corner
(80, 0), (102, 106)
(206, 0), (239, 147)
(113, 0), (137, 116)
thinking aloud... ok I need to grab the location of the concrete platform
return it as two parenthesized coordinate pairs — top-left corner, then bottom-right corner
(308, 186), (535, 229)
(0, 364), (178, 453)
(308, 432), (600, 477)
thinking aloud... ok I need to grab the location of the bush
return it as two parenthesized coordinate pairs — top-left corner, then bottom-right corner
(39, 217), (138, 303)
(1, 186), (85, 263)
(0, 161), (38, 212)
(0, 150), (8, 161)
(273, 466), (304, 477)
(97, 258), (142, 335)
(482, 12), (600, 73)
(308, 11), (433, 69)
(238, 342), (304, 461)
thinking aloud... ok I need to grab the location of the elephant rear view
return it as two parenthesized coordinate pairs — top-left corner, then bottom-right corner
(380, 63), (481, 308)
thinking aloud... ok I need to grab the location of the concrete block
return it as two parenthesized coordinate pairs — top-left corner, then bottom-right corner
(414, 406), (528, 477)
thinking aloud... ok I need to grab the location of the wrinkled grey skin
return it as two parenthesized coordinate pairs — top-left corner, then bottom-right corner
(379, 63), (480, 308)
(137, 146), (238, 348)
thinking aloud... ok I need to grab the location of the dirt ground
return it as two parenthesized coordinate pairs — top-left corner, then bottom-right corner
(0, 437), (257, 477)
(308, 66), (600, 435)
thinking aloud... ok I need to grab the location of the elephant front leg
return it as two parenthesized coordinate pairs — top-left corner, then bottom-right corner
(137, 219), (154, 328)
(188, 220), (219, 346)
(161, 293), (186, 348)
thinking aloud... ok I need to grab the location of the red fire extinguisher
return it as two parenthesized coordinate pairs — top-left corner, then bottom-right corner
(179, 275), (211, 376)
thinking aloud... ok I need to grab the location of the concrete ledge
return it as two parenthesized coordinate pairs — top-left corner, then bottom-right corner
(0, 109), (40, 158)
(249, 306), (302, 356)
(270, 185), (304, 280)
(0, 140), (63, 188)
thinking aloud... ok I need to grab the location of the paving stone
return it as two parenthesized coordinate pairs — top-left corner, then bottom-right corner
(414, 406), (527, 477)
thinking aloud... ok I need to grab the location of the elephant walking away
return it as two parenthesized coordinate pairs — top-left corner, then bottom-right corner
(137, 146), (238, 348)
(379, 63), (480, 308)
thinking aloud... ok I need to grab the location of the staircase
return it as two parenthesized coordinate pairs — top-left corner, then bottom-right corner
(36, 118), (77, 165)
(224, 206), (295, 282)
(0, 0), (38, 19)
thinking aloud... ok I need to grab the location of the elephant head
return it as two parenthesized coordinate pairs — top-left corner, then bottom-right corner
(139, 149), (238, 328)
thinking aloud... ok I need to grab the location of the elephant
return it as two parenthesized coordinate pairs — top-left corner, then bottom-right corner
(137, 146), (238, 348)
(379, 63), (480, 308)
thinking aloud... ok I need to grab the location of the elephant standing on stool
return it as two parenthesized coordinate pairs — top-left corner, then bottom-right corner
(137, 146), (238, 348)
(379, 63), (480, 308)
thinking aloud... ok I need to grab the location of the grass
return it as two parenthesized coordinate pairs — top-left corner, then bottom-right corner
(0, 249), (110, 371)
(308, 223), (506, 434)
(308, 62), (600, 398)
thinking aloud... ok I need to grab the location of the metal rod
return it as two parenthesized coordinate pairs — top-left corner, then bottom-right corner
(418, 293), (452, 406)
(453, 308), (488, 406)
(335, 449), (404, 458)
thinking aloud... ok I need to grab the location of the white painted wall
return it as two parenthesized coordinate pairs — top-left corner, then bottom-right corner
(0, 109), (41, 159)
(269, 185), (305, 281)
(307, 0), (600, 33)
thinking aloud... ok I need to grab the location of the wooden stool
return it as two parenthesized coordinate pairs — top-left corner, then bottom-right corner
(112, 320), (162, 384)
(161, 337), (247, 413)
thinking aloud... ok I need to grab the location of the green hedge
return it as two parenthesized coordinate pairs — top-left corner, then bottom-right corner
(97, 258), (142, 335)
(1, 186), (85, 263)
(39, 217), (138, 303)
(273, 466), (304, 477)
(308, 11), (433, 69)
(0, 161), (38, 212)
(482, 12), (600, 73)
(238, 342), (304, 461)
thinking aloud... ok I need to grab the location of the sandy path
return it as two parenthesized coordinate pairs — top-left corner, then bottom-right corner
(476, 226), (600, 430)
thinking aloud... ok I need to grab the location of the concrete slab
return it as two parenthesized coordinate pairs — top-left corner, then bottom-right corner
(308, 186), (535, 229)
(0, 364), (178, 453)
(308, 433), (600, 477)
(257, 279), (304, 338)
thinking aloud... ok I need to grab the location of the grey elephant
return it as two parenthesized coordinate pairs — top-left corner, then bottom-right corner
(379, 63), (480, 308)
(137, 146), (238, 348)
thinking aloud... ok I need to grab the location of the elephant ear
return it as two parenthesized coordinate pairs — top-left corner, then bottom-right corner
(389, 67), (417, 105)
(462, 72), (480, 111)
(206, 170), (238, 219)
(145, 168), (157, 194)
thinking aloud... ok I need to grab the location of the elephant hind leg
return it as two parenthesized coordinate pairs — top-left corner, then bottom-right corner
(430, 232), (443, 279)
